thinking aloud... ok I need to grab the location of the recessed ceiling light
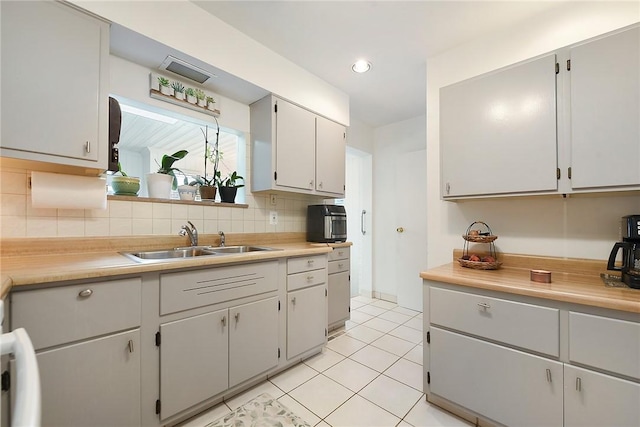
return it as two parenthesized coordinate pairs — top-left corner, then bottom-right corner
(352, 60), (372, 73)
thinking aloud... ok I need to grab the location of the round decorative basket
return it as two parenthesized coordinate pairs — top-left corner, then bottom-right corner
(458, 221), (502, 270)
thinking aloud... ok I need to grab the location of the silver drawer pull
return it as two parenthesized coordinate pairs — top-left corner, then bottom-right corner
(292, 297), (296, 305)
(307, 275), (314, 281)
(477, 302), (490, 309)
(338, 251), (344, 256)
(221, 316), (227, 327)
(235, 313), (240, 322)
(128, 340), (134, 353)
(338, 263), (344, 268)
(78, 289), (93, 298)
(85, 141), (91, 153)
(307, 259), (315, 265)
(576, 377), (581, 391)
(546, 369), (552, 383)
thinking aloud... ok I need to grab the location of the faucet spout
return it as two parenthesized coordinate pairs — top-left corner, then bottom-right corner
(179, 221), (199, 246)
(218, 231), (225, 247)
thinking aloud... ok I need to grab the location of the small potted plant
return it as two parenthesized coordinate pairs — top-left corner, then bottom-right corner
(157, 76), (173, 96)
(217, 171), (244, 203)
(111, 163), (140, 196)
(146, 150), (188, 199)
(177, 176), (197, 201)
(195, 89), (206, 107)
(171, 81), (185, 101)
(206, 96), (216, 111)
(185, 88), (197, 104)
(197, 125), (221, 201)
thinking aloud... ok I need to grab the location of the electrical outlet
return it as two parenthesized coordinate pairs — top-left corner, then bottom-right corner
(269, 211), (278, 225)
(270, 194), (277, 205)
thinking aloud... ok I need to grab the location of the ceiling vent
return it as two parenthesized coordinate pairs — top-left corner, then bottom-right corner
(159, 56), (215, 84)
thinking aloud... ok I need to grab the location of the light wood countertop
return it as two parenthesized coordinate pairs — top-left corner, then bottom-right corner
(421, 251), (639, 314)
(0, 233), (351, 298)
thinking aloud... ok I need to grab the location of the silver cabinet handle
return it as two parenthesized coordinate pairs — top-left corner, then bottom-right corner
(234, 313), (240, 322)
(85, 141), (91, 153)
(361, 210), (367, 235)
(546, 369), (552, 383)
(78, 289), (93, 298)
(128, 340), (134, 353)
(337, 250), (344, 257)
(338, 263), (344, 268)
(221, 316), (227, 327)
(576, 377), (581, 391)
(292, 297), (296, 305)
(319, 181), (323, 188)
(307, 275), (314, 281)
(396, 227), (404, 233)
(307, 259), (315, 265)
(477, 302), (490, 309)
(309, 180), (314, 188)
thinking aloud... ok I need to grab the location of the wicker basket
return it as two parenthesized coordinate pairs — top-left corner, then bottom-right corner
(459, 221), (501, 270)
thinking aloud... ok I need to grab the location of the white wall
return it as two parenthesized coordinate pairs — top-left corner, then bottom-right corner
(426, 1), (640, 268)
(71, 0), (349, 126)
(373, 115), (426, 298)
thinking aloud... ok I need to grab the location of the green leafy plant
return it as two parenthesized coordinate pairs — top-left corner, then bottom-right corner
(171, 81), (185, 93)
(116, 162), (128, 177)
(185, 87), (196, 97)
(194, 89), (206, 100)
(206, 96), (215, 104)
(155, 150), (188, 189)
(217, 171), (244, 188)
(157, 77), (170, 87)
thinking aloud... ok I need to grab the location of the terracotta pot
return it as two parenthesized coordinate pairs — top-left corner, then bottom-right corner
(200, 185), (217, 201)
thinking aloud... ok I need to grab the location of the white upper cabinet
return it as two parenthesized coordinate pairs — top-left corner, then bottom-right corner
(251, 95), (347, 197)
(0, 1), (109, 171)
(440, 25), (639, 200)
(441, 54), (558, 198)
(569, 26), (640, 190)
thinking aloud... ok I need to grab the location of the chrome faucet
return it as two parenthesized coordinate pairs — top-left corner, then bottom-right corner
(179, 221), (198, 246)
(218, 231), (226, 247)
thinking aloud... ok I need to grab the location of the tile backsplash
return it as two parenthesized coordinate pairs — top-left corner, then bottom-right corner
(0, 167), (324, 238)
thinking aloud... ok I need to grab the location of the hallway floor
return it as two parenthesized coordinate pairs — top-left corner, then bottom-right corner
(181, 296), (471, 427)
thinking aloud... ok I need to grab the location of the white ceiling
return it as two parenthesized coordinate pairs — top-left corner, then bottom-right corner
(191, 1), (569, 127)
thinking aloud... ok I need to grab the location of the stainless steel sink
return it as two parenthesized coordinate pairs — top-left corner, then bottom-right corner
(122, 245), (281, 262)
(209, 245), (281, 254)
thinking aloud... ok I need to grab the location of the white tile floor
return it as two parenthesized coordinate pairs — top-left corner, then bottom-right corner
(180, 296), (472, 427)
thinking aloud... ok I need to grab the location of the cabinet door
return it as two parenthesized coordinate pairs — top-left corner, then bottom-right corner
(429, 327), (563, 427)
(570, 27), (640, 189)
(160, 310), (228, 419)
(275, 99), (316, 191)
(440, 54), (558, 197)
(328, 271), (350, 327)
(316, 116), (346, 195)
(0, 1), (106, 166)
(229, 297), (279, 387)
(287, 285), (327, 359)
(19, 330), (140, 427)
(564, 365), (640, 427)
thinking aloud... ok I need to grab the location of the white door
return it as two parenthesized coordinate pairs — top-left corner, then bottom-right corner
(343, 147), (373, 297)
(395, 150), (427, 311)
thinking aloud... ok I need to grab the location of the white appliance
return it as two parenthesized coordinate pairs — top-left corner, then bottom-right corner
(0, 300), (41, 426)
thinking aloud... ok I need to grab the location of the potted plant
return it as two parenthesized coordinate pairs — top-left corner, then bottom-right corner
(177, 176), (197, 201)
(111, 163), (140, 196)
(206, 96), (216, 111)
(217, 171), (244, 203)
(185, 87), (197, 104)
(146, 150), (188, 199)
(195, 89), (206, 107)
(196, 124), (221, 201)
(158, 76), (173, 96)
(171, 81), (185, 101)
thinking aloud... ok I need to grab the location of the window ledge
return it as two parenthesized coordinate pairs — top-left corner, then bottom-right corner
(108, 194), (248, 208)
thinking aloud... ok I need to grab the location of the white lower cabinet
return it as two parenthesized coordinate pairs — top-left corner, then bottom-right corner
(287, 286), (327, 359)
(328, 248), (350, 330)
(564, 365), (640, 427)
(160, 310), (228, 419)
(430, 327), (563, 427)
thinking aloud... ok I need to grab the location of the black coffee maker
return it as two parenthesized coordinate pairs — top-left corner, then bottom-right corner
(607, 215), (640, 289)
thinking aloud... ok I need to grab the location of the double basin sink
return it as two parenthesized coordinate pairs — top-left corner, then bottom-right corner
(122, 245), (281, 262)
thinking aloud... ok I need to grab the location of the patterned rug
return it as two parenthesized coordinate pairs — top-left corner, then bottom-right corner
(206, 393), (311, 427)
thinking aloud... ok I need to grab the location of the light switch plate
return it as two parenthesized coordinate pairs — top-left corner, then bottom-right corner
(269, 211), (278, 225)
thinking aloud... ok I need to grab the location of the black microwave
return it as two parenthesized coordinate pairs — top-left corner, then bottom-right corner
(307, 205), (347, 243)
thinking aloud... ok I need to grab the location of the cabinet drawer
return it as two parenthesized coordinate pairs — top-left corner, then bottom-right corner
(287, 255), (327, 274)
(11, 278), (141, 350)
(328, 259), (349, 275)
(430, 287), (559, 357)
(569, 312), (640, 380)
(287, 268), (327, 292)
(160, 261), (278, 315)
(328, 247), (349, 262)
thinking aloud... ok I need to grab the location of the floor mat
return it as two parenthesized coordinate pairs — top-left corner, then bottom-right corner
(206, 393), (311, 427)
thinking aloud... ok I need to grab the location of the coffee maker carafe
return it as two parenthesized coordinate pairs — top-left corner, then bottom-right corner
(607, 215), (640, 289)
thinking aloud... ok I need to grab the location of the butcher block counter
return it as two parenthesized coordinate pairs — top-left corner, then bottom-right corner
(420, 250), (639, 314)
(0, 232), (351, 299)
